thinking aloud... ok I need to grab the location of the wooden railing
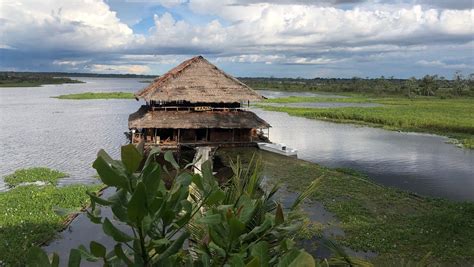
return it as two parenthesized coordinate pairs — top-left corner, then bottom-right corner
(150, 106), (248, 112)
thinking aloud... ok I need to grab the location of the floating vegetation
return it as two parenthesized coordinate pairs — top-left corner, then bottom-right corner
(0, 184), (101, 266)
(52, 92), (134, 100)
(4, 167), (68, 187)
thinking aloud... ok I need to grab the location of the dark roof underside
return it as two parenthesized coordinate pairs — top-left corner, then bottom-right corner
(129, 106), (270, 129)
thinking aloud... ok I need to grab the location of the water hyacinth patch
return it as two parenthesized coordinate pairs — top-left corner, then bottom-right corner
(0, 184), (101, 266)
(4, 167), (68, 187)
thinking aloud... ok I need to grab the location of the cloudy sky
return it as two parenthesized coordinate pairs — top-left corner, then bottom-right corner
(0, 0), (473, 78)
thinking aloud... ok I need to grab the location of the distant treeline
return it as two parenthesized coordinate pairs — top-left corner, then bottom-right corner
(0, 71), (157, 79)
(0, 72), (83, 87)
(240, 72), (474, 97)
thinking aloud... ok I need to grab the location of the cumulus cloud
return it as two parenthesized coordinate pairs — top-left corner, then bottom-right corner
(0, 0), (136, 52)
(146, 4), (473, 60)
(0, 0), (473, 77)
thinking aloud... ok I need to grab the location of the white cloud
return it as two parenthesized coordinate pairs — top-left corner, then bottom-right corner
(0, 0), (135, 52)
(89, 64), (151, 74)
(416, 60), (473, 69)
(141, 4), (473, 62)
(1, 0), (473, 77)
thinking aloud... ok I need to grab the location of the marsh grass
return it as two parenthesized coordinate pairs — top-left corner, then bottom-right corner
(53, 92), (134, 100)
(4, 167), (68, 187)
(217, 148), (474, 264)
(260, 96), (474, 148)
(0, 184), (101, 265)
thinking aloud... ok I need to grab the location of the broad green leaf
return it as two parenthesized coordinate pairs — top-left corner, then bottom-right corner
(142, 147), (160, 170)
(176, 172), (192, 187)
(191, 174), (204, 191)
(229, 217), (245, 241)
(275, 203), (284, 225)
(245, 257), (260, 267)
(277, 249), (315, 267)
(209, 227), (227, 249)
(103, 218), (134, 242)
(136, 141), (145, 155)
(26, 247), (51, 267)
(208, 242), (226, 257)
(142, 162), (161, 200)
(250, 241), (269, 267)
(76, 245), (99, 262)
(51, 253), (59, 267)
(164, 151), (179, 170)
(114, 244), (133, 267)
(121, 144), (143, 174)
(229, 254), (245, 267)
(154, 232), (190, 264)
(237, 197), (256, 224)
(127, 182), (148, 222)
(90, 241), (106, 258)
(87, 191), (113, 206)
(68, 249), (82, 267)
(111, 204), (128, 222)
(201, 160), (213, 184)
(93, 151), (129, 190)
(206, 188), (225, 205)
(198, 213), (222, 225)
(86, 210), (102, 224)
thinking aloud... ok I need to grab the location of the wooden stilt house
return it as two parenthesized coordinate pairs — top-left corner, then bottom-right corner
(128, 56), (270, 149)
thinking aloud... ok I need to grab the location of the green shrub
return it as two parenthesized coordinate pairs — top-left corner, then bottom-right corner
(27, 145), (323, 266)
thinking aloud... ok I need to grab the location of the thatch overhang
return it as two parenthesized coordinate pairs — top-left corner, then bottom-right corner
(135, 56), (264, 103)
(129, 106), (270, 129)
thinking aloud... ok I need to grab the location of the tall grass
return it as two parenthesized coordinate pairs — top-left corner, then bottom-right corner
(260, 97), (474, 147)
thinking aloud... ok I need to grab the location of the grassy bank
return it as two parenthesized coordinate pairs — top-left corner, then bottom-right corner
(53, 91), (134, 100)
(0, 168), (100, 265)
(0, 73), (82, 87)
(217, 148), (474, 264)
(259, 96), (474, 148)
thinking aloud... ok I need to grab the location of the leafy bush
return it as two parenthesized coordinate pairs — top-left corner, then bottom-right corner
(27, 144), (320, 266)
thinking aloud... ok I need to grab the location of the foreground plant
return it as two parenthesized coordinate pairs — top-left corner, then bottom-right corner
(188, 156), (319, 266)
(27, 144), (320, 266)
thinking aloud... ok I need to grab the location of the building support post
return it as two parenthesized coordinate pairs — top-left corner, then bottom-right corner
(178, 129), (181, 144)
(232, 129), (235, 143)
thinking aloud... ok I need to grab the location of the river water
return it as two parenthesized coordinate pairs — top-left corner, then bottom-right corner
(0, 77), (473, 201)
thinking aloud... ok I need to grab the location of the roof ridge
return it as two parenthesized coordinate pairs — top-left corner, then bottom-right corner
(134, 55), (204, 98)
(134, 55), (264, 103)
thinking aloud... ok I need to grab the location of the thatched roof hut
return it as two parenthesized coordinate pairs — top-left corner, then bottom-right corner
(129, 105), (270, 129)
(135, 56), (264, 103)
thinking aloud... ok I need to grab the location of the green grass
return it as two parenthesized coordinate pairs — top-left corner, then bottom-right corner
(0, 184), (101, 266)
(4, 167), (68, 187)
(217, 148), (474, 265)
(53, 92), (135, 100)
(259, 96), (474, 148)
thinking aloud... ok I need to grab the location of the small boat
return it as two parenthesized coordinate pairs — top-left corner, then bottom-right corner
(257, 142), (298, 156)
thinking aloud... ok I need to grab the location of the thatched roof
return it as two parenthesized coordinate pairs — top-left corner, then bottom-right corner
(135, 56), (264, 103)
(129, 106), (270, 129)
